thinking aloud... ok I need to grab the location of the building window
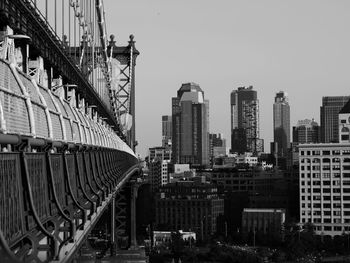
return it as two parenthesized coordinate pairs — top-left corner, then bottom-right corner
(323, 173), (331, 178)
(342, 135), (350, 141)
(344, 173), (350, 178)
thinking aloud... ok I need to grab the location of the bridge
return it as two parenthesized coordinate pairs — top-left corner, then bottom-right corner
(0, 0), (142, 262)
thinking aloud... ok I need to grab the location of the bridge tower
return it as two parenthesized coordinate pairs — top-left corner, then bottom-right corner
(107, 35), (139, 151)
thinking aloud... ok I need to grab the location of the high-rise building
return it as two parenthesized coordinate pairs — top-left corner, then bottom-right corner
(292, 119), (320, 144)
(273, 91), (290, 157)
(320, 96), (350, 143)
(230, 86), (263, 154)
(172, 83), (209, 167)
(162, 115), (172, 147)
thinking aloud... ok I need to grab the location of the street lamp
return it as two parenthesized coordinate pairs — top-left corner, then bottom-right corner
(5, 34), (31, 73)
(51, 84), (77, 101)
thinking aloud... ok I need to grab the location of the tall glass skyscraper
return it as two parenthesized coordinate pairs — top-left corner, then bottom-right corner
(273, 91), (290, 157)
(172, 83), (209, 167)
(320, 96), (350, 143)
(230, 86), (263, 154)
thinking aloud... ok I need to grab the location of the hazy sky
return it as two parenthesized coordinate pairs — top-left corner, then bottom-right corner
(104, 0), (350, 157)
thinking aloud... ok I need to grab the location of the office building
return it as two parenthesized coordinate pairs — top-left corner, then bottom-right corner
(155, 182), (224, 240)
(162, 115), (172, 147)
(292, 119), (320, 144)
(230, 86), (263, 154)
(273, 91), (290, 157)
(172, 83), (209, 167)
(320, 96), (350, 143)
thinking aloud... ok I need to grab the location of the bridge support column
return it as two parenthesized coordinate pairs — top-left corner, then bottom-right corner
(110, 195), (117, 256)
(129, 184), (138, 249)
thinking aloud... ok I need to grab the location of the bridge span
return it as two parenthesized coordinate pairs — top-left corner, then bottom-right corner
(0, 0), (141, 262)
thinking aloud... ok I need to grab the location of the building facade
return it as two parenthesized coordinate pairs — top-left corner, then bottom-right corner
(320, 96), (350, 143)
(172, 83), (209, 167)
(149, 146), (172, 162)
(242, 208), (286, 242)
(292, 119), (320, 144)
(162, 115), (172, 147)
(273, 91), (290, 157)
(155, 182), (224, 240)
(299, 143), (350, 236)
(230, 86), (263, 154)
(149, 159), (170, 192)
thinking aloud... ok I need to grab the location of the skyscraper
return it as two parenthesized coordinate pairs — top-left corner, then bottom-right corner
(162, 115), (172, 147)
(273, 91), (290, 157)
(320, 96), (350, 143)
(292, 119), (320, 144)
(172, 83), (209, 167)
(230, 86), (263, 154)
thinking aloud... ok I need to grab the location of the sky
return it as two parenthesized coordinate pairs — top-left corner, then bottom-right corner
(104, 0), (350, 158)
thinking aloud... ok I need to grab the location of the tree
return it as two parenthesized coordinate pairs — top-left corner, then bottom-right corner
(171, 231), (184, 263)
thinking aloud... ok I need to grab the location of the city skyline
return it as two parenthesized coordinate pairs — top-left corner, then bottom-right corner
(105, 0), (350, 157)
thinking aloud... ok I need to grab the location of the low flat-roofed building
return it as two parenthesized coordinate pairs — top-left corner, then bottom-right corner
(155, 182), (224, 240)
(242, 208), (286, 241)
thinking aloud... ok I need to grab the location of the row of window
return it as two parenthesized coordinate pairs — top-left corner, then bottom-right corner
(300, 150), (350, 156)
(301, 165), (350, 171)
(301, 173), (350, 178)
(302, 203), (350, 208)
(301, 158), (350, 163)
(301, 195), (350, 201)
(301, 180), (350, 185)
(300, 193), (350, 200)
(301, 210), (350, 216)
(301, 188), (350, 195)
